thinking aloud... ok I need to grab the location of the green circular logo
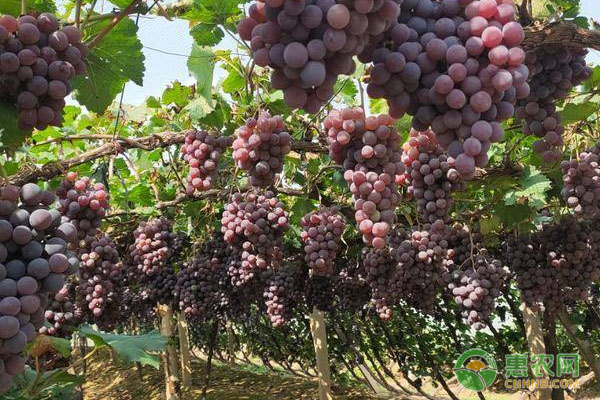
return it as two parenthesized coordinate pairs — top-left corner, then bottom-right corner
(454, 348), (498, 392)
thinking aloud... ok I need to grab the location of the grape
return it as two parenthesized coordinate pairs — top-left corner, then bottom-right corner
(515, 45), (592, 161)
(401, 129), (464, 226)
(561, 142), (600, 219)
(237, 0), (400, 111)
(182, 130), (232, 194)
(264, 264), (305, 327)
(221, 191), (288, 286)
(300, 207), (345, 277)
(56, 173), (109, 242)
(0, 182), (77, 394)
(232, 112), (292, 188)
(128, 218), (178, 278)
(325, 107), (404, 248)
(0, 12), (88, 132)
(359, 0), (527, 178)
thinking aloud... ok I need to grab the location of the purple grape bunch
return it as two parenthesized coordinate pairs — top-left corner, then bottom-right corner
(232, 112), (292, 188)
(325, 107), (404, 248)
(263, 264), (306, 327)
(75, 235), (123, 329)
(0, 13), (88, 131)
(516, 46), (592, 162)
(401, 129), (464, 225)
(56, 172), (109, 243)
(0, 183), (79, 394)
(182, 130), (233, 194)
(129, 217), (178, 278)
(561, 142), (600, 219)
(300, 207), (345, 277)
(443, 224), (508, 329)
(236, 0), (401, 112)
(221, 191), (289, 286)
(360, 0), (529, 178)
(39, 280), (75, 337)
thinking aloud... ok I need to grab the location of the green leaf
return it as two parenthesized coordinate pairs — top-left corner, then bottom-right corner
(561, 102), (597, 125)
(79, 325), (167, 369)
(162, 81), (193, 108)
(0, 102), (26, 151)
(290, 197), (316, 225)
(146, 96), (161, 108)
(335, 79), (357, 106)
(0, 0), (55, 15)
(222, 67), (245, 94)
(108, 0), (138, 8)
(188, 44), (215, 105)
(72, 16), (145, 114)
(370, 98), (388, 114)
(191, 22), (225, 46)
(503, 166), (551, 209)
(185, 96), (214, 122)
(49, 336), (72, 358)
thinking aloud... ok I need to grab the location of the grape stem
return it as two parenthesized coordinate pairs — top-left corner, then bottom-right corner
(75, 0), (83, 27)
(21, 0), (26, 14)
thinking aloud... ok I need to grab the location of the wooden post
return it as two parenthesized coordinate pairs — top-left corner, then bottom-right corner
(556, 308), (600, 380)
(520, 299), (551, 400)
(158, 304), (180, 400)
(309, 308), (333, 400)
(226, 321), (236, 364)
(177, 312), (192, 389)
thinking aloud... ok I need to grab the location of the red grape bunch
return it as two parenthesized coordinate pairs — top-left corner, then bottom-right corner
(129, 217), (178, 278)
(505, 217), (600, 313)
(174, 237), (229, 320)
(561, 142), (600, 219)
(401, 129), (464, 225)
(75, 235), (123, 329)
(300, 207), (345, 276)
(515, 46), (592, 162)
(236, 0), (401, 112)
(39, 280), (75, 337)
(56, 172), (109, 243)
(221, 191), (289, 286)
(0, 183), (79, 394)
(263, 264), (306, 327)
(0, 13), (88, 131)
(182, 130), (233, 194)
(361, 0), (529, 178)
(305, 274), (334, 312)
(325, 107), (404, 248)
(362, 240), (402, 320)
(232, 112), (292, 188)
(333, 263), (371, 312)
(443, 225), (508, 329)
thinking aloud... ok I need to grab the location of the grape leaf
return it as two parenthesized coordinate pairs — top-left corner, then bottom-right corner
(79, 325), (167, 369)
(190, 22), (225, 46)
(561, 102), (597, 125)
(503, 166), (551, 209)
(72, 16), (145, 114)
(187, 44), (215, 105)
(0, 102), (26, 152)
(162, 81), (193, 108)
(0, 0), (56, 15)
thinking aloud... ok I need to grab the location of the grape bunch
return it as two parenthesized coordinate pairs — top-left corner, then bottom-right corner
(263, 264), (306, 327)
(236, 0), (400, 112)
(361, 0), (529, 178)
(182, 130), (233, 194)
(0, 183), (79, 394)
(561, 143), (600, 219)
(174, 236), (229, 320)
(516, 45), (592, 162)
(333, 263), (370, 312)
(401, 129), (464, 225)
(361, 242), (401, 320)
(443, 225), (508, 329)
(325, 107), (404, 248)
(505, 217), (600, 313)
(39, 281), (75, 337)
(0, 13), (88, 131)
(129, 217), (177, 278)
(300, 207), (345, 277)
(56, 172), (109, 243)
(304, 274), (334, 312)
(232, 112), (292, 188)
(75, 235), (123, 329)
(221, 191), (289, 286)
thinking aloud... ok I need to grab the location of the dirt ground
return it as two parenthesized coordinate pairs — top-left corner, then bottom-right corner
(81, 351), (599, 400)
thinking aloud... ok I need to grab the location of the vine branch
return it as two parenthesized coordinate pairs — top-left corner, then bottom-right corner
(87, 0), (142, 50)
(522, 20), (600, 51)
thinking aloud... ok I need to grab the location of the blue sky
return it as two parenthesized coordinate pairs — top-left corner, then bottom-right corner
(116, 0), (600, 106)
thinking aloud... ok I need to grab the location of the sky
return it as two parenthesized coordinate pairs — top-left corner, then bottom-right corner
(109, 0), (600, 106)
